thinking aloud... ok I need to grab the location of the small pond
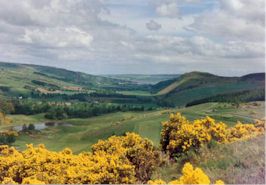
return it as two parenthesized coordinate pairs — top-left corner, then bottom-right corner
(11, 122), (73, 132)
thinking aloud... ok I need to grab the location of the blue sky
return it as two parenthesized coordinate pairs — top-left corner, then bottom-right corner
(0, 0), (264, 76)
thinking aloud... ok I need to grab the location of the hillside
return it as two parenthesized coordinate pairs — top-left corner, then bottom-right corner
(0, 62), (264, 108)
(153, 135), (265, 184)
(0, 62), (133, 97)
(104, 74), (180, 84)
(153, 71), (265, 106)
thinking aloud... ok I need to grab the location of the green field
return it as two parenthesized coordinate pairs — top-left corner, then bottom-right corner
(5, 101), (264, 153)
(116, 90), (152, 96)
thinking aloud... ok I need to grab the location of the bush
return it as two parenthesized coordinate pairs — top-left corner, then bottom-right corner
(0, 144), (135, 184)
(27, 124), (35, 131)
(0, 133), (163, 184)
(161, 113), (265, 157)
(92, 133), (163, 183)
(0, 131), (18, 145)
(148, 162), (224, 184)
(0, 112), (12, 125)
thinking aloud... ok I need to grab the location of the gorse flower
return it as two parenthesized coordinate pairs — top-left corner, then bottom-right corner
(161, 113), (264, 157)
(0, 133), (160, 184)
(148, 162), (224, 185)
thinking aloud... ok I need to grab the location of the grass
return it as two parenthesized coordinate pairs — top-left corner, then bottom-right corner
(116, 90), (152, 96)
(154, 72), (264, 106)
(163, 82), (261, 106)
(0, 64), (83, 96)
(152, 135), (265, 184)
(6, 101), (264, 153)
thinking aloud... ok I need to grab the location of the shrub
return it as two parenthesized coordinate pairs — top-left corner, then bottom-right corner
(27, 124), (35, 131)
(92, 133), (163, 183)
(0, 144), (135, 184)
(0, 112), (12, 125)
(0, 133), (162, 184)
(161, 113), (264, 157)
(148, 162), (224, 184)
(0, 131), (18, 145)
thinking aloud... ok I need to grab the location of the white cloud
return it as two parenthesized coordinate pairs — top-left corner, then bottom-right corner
(156, 2), (180, 17)
(189, 0), (265, 42)
(0, 0), (264, 75)
(151, 0), (201, 18)
(20, 27), (93, 48)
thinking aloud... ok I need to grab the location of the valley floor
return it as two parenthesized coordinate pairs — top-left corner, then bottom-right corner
(2, 101), (264, 153)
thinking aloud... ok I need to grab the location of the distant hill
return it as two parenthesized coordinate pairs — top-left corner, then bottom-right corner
(0, 62), (131, 97)
(153, 71), (265, 106)
(104, 74), (180, 85)
(0, 61), (264, 107)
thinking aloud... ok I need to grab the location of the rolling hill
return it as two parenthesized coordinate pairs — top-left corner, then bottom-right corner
(153, 71), (265, 106)
(104, 74), (180, 84)
(0, 62), (133, 97)
(0, 62), (264, 108)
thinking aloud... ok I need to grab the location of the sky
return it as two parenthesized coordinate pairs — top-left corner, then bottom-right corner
(0, 0), (264, 76)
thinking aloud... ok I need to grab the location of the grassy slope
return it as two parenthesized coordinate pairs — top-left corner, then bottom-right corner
(154, 72), (265, 106)
(152, 135), (265, 184)
(0, 62), (129, 96)
(7, 101), (265, 153)
(0, 64), (80, 96)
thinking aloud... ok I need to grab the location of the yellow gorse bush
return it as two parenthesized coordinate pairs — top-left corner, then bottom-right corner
(148, 162), (224, 185)
(0, 143), (136, 184)
(161, 113), (264, 156)
(0, 131), (18, 137)
(0, 112), (12, 125)
(0, 133), (162, 184)
(92, 132), (162, 182)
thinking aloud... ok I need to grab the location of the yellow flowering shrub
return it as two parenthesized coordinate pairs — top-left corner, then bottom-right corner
(209, 122), (228, 143)
(21, 176), (45, 184)
(92, 132), (162, 182)
(161, 113), (264, 156)
(226, 122), (261, 142)
(0, 112), (12, 125)
(1, 177), (17, 185)
(254, 119), (265, 130)
(149, 163), (224, 185)
(161, 113), (189, 152)
(0, 144), (136, 184)
(0, 133), (163, 184)
(147, 179), (166, 184)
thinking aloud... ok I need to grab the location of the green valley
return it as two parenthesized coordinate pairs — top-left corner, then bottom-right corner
(1, 101), (263, 153)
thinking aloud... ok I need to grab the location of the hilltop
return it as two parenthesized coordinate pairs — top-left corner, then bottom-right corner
(152, 71), (265, 106)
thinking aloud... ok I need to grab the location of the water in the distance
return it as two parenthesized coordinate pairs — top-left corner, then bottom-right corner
(11, 122), (72, 132)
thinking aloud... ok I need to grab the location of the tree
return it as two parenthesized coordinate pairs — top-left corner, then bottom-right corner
(22, 124), (27, 132)
(0, 131), (18, 145)
(28, 124), (35, 131)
